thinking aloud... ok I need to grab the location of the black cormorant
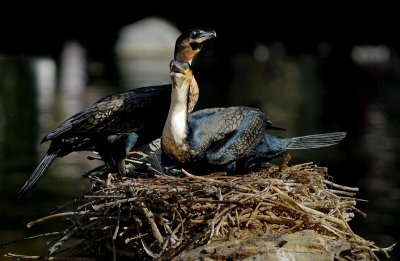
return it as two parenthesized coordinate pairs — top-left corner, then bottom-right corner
(161, 60), (346, 174)
(16, 29), (216, 198)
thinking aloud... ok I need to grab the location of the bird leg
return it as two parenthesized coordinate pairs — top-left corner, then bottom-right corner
(117, 160), (127, 179)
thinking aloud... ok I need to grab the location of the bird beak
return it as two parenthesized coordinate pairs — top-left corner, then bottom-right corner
(192, 30), (217, 44)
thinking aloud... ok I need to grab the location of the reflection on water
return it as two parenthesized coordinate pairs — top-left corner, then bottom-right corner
(0, 54), (105, 258)
(33, 58), (56, 130)
(361, 102), (399, 247)
(0, 42), (399, 259)
(59, 41), (86, 116)
(0, 56), (38, 175)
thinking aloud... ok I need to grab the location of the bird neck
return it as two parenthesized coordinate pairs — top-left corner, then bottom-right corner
(187, 77), (199, 113)
(174, 45), (199, 65)
(172, 53), (199, 112)
(162, 76), (192, 162)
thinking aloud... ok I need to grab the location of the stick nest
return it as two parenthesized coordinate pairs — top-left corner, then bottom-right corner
(25, 161), (395, 260)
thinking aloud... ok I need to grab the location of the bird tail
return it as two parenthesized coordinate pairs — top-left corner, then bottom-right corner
(286, 132), (347, 149)
(15, 153), (57, 199)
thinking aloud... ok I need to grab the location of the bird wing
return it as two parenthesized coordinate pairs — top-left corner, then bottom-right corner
(188, 107), (230, 147)
(42, 84), (171, 142)
(41, 95), (127, 142)
(189, 107), (269, 165)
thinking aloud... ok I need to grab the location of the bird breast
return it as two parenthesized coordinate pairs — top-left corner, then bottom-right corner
(162, 102), (191, 163)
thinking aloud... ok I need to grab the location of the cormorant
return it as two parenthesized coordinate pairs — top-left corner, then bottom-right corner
(161, 60), (346, 174)
(16, 29), (216, 198)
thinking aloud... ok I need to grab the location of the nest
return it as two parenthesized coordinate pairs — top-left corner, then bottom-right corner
(14, 159), (395, 260)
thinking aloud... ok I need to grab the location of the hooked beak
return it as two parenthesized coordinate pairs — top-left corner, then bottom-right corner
(192, 30), (217, 44)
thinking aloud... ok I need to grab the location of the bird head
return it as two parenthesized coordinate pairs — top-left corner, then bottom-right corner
(170, 60), (193, 91)
(174, 29), (217, 63)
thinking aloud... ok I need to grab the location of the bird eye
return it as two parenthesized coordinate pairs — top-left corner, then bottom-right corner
(189, 31), (198, 39)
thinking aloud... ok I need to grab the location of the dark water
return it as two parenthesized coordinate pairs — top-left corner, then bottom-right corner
(0, 44), (399, 259)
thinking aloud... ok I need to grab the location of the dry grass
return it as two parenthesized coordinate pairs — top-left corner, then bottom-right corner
(12, 159), (395, 260)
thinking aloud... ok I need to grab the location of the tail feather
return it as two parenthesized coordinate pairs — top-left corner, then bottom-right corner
(15, 153), (57, 199)
(287, 132), (347, 150)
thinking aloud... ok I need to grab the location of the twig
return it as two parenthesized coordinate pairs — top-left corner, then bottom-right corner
(92, 198), (137, 211)
(327, 189), (357, 197)
(190, 199), (243, 206)
(140, 238), (159, 259)
(48, 227), (79, 255)
(235, 209), (240, 229)
(246, 202), (261, 228)
(140, 202), (164, 245)
(182, 168), (253, 193)
(112, 205), (121, 240)
(125, 233), (148, 244)
(351, 206), (367, 218)
(4, 253), (98, 260)
(323, 180), (359, 192)
(0, 232), (61, 246)
(27, 211), (89, 228)
(112, 229), (116, 261)
(84, 195), (125, 199)
(371, 243), (396, 257)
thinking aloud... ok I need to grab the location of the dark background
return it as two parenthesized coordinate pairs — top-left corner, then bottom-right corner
(0, 5), (399, 260)
(1, 6), (399, 55)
